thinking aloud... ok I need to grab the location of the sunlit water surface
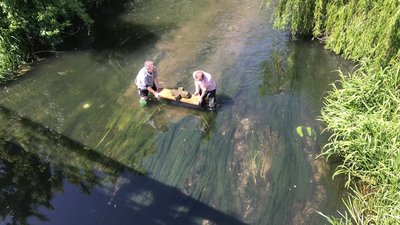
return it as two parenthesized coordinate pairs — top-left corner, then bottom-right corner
(0, 0), (352, 224)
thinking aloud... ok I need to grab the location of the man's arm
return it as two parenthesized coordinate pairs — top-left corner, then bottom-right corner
(198, 86), (207, 104)
(146, 86), (157, 93)
(144, 78), (161, 98)
(154, 78), (161, 90)
(194, 81), (200, 95)
(200, 87), (206, 98)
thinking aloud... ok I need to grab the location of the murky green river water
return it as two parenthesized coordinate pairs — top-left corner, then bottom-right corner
(0, 0), (352, 224)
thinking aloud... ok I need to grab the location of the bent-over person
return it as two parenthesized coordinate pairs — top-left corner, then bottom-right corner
(193, 70), (217, 110)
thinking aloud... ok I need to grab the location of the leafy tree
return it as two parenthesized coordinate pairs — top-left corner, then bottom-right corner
(0, 0), (101, 83)
(266, 0), (400, 67)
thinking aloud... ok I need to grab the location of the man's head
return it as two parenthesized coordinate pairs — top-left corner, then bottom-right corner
(194, 71), (204, 81)
(144, 60), (155, 73)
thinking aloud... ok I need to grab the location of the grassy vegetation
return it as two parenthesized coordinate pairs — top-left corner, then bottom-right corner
(0, 33), (26, 81)
(266, 0), (400, 224)
(321, 63), (400, 224)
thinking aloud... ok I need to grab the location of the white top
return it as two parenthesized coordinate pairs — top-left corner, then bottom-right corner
(135, 67), (158, 90)
(193, 70), (216, 93)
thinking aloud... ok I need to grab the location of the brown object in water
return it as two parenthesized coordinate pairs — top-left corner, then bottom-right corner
(170, 87), (192, 100)
(157, 88), (200, 106)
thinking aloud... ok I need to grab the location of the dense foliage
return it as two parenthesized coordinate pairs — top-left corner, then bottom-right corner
(321, 64), (400, 224)
(268, 0), (400, 67)
(267, 0), (400, 224)
(0, 0), (101, 83)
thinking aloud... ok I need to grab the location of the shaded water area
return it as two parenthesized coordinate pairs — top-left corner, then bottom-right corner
(0, 0), (353, 224)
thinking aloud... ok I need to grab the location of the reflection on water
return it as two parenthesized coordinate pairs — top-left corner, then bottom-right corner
(0, 0), (351, 224)
(0, 106), (246, 225)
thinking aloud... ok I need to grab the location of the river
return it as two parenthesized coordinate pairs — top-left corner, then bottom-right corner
(0, 0), (352, 224)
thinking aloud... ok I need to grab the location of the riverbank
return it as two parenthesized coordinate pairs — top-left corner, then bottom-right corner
(266, 0), (400, 224)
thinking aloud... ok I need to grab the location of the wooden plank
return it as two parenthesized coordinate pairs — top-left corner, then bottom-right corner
(158, 88), (200, 106)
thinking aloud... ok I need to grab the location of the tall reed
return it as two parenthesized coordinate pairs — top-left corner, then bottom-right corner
(320, 62), (400, 224)
(0, 31), (29, 83)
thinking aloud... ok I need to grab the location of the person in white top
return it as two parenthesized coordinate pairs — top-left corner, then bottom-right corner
(135, 60), (162, 105)
(193, 70), (217, 109)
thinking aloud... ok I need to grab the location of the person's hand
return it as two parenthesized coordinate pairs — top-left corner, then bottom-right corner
(194, 92), (199, 96)
(154, 92), (160, 98)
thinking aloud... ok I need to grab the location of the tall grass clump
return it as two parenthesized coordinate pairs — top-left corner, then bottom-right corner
(320, 63), (400, 223)
(0, 30), (30, 82)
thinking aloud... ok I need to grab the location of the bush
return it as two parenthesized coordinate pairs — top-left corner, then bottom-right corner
(0, 0), (100, 83)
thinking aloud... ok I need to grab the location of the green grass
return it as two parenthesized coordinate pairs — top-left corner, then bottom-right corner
(0, 33), (29, 83)
(320, 62), (400, 224)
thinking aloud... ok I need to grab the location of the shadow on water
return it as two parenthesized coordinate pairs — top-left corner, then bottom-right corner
(0, 106), (247, 225)
(60, 0), (177, 52)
